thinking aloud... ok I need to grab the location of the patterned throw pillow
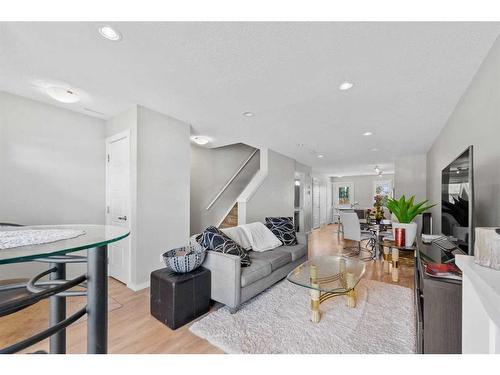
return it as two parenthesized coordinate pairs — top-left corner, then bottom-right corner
(200, 226), (251, 267)
(265, 217), (298, 246)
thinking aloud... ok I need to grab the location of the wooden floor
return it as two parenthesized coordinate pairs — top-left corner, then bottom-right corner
(0, 224), (414, 354)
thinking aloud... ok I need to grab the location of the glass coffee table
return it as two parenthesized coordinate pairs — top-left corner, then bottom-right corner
(287, 255), (366, 323)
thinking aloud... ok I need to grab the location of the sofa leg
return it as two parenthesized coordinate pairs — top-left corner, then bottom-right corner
(229, 307), (239, 314)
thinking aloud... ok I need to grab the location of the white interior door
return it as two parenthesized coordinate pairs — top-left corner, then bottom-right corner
(106, 131), (130, 284)
(312, 180), (320, 229)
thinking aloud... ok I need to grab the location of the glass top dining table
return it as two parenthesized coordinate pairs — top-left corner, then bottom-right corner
(0, 224), (129, 354)
(0, 224), (129, 265)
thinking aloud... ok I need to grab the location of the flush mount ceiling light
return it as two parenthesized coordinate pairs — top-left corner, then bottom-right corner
(191, 136), (211, 145)
(46, 86), (80, 103)
(242, 111), (254, 117)
(339, 82), (354, 91)
(98, 25), (122, 41)
(317, 154), (324, 158)
(371, 148), (380, 152)
(363, 131), (373, 136)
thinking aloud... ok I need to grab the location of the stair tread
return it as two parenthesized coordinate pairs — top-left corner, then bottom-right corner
(219, 203), (238, 229)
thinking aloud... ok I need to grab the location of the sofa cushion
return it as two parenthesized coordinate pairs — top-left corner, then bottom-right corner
(200, 226), (251, 267)
(265, 217), (298, 246)
(276, 242), (308, 261)
(240, 259), (272, 287)
(249, 249), (292, 271)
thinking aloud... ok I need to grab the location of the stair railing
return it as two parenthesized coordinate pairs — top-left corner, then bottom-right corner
(205, 148), (259, 211)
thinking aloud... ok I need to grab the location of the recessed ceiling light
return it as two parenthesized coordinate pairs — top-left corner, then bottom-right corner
(371, 148), (379, 152)
(242, 112), (254, 117)
(46, 86), (80, 103)
(339, 82), (354, 91)
(98, 25), (122, 41)
(191, 136), (211, 145)
(363, 131), (373, 136)
(317, 154), (324, 158)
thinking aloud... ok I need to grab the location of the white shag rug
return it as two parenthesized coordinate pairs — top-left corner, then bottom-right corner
(189, 279), (415, 354)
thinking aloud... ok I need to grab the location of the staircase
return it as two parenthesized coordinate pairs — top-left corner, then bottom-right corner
(194, 146), (259, 233)
(219, 203), (238, 229)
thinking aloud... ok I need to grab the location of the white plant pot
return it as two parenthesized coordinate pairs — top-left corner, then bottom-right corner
(392, 222), (418, 247)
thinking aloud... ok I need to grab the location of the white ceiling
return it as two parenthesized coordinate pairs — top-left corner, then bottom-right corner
(1, 22), (499, 176)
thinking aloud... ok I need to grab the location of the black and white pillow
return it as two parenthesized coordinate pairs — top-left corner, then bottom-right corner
(200, 226), (251, 267)
(265, 217), (298, 246)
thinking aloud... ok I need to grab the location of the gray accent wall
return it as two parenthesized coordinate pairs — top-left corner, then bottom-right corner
(427, 35), (500, 234)
(245, 150), (295, 223)
(0, 91), (105, 279)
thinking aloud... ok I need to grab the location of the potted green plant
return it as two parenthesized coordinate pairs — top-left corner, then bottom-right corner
(385, 195), (435, 247)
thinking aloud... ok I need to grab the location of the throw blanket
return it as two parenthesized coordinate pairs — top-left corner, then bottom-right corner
(238, 222), (281, 252)
(0, 229), (86, 250)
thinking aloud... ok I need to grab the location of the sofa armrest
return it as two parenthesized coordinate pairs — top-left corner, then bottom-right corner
(202, 251), (242, 308)
(296, 232), (308, 246)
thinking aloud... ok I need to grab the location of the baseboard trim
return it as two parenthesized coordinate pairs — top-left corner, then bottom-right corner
(127, 280), (150, 291)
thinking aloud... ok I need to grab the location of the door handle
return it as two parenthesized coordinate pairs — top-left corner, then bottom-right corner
(118, 216), (127, 221)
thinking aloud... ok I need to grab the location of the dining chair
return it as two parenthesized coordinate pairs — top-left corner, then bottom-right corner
(339, 212), (374, 259)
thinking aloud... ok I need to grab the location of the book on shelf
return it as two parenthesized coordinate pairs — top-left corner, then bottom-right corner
(423, 262), (462, 281)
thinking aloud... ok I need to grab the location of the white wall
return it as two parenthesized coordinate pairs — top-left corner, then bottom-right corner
(394, 154), (427, 230)
(295, 162), (313, 233)
(312, 174), (332, 226)
(105, 105), (191, 289)
(245, 150), (295, 223)
(427, 35), (500, 234)
(190, 143), (257, 234)
(105, 107), (138, 286)
(0, 91), (105, 279)
(135, 105), (190, 287)
(394, 154), (427, 202)
(331, 174), (395, 209)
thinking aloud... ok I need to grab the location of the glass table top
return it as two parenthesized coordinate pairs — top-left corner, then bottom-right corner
(0, 225), (130, 265)
(287, 255), (366, 293)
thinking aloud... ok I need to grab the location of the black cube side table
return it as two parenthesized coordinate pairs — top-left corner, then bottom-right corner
(150, 267), (211, 330)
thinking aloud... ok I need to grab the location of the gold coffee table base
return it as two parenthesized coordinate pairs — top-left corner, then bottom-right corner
(309, 265), (357, 323)
(310, 289), (357, 323)
(287, 256), (365, 324)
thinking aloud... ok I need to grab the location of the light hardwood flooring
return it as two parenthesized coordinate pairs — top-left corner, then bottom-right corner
(0, 224), (414, 354)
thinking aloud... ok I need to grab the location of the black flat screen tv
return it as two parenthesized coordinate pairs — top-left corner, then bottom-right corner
(441, 145), (474, 254)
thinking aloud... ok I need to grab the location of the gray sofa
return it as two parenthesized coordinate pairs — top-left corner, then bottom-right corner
(202, 232), (308, 312)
